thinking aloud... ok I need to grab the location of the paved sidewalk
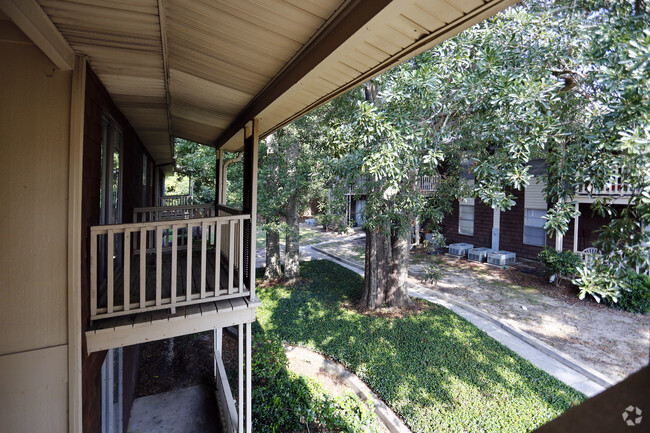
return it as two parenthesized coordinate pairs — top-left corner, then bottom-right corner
(257, 233), (611, 397)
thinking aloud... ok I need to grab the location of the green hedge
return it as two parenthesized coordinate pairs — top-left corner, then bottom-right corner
(256, 260), (585, 433)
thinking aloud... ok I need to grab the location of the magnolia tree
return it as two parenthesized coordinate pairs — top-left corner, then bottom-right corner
(328, 0), (649, 307)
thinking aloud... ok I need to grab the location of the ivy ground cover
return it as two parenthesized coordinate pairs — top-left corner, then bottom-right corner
(255, 260), (585, 433)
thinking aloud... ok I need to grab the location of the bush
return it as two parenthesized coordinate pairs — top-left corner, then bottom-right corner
(538, 247), (582, 280)
(604, 272), (650, 314)
(316, 213), (349, 233)
(252, 331), (381, 432)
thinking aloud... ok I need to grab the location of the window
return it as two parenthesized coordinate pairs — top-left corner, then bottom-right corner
(459, 199), (474, 236)
(524, 209), (546, 246)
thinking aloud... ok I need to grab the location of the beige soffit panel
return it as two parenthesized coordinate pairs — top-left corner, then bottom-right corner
(36, 0), (173, 163)
(217, 0), (520, 152)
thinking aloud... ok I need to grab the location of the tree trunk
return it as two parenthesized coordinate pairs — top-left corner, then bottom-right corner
(284, 139), (301, 282)
(360, 224), (391, 309)
(284, 194), (300, 282)
(264, 228), (282, 281)
(386, 232), (409, 307)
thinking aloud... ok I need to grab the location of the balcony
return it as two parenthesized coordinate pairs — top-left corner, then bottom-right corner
(85, 205), (259, 353)
(576, 173), (636, 204)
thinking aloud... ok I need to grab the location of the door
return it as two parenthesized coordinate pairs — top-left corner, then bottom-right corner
(98, 116), (124, 296)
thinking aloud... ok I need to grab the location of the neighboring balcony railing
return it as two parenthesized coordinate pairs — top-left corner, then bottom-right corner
(134, 204), (214, 222)
(89, 214), (250, 321)
(159, 194), (193, 206)
(576, 173), (636, 198)
(419, 175), (440, 195)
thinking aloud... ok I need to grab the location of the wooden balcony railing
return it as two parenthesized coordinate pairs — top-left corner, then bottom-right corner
(576, 173), (636, 198)
(134, 204), (214, 223)
(159, 194), (193, 206)
(419, 175), (440, 194)
(89, 214), (250, 321)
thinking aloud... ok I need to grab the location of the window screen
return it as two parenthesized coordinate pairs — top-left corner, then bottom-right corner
(524, 208), (546, 246)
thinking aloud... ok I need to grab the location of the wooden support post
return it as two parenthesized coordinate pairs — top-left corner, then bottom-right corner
(238, 323), (244, 433)
(216, 149), (223, 209)
(245, 322), (252, 433)
(243, 119), (259, 299)
(573, 202), (579, 252)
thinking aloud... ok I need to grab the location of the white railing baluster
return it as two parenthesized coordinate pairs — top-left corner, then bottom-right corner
(171, 224), (178, 304)
(228, 220), (235, 294)
(140, 227), (146, 309)
(156, 226), (162, 307)
(107, 230), (114, 314)
(124, 230), (131, 312)
(187, 223), (193, 299)
(215, 221), (221, 294)
(238, 220), (243, 293)
(201, 221), (208, 298)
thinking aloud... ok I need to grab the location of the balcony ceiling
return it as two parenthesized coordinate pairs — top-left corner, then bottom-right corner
(5, 0), (518, 163)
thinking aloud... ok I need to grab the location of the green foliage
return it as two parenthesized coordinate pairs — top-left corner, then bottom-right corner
(251, 330), (381, 432)
(256, 260), (586, 433)
(420, 256), (444, 286)
(538, 248), (583, 279)
(603, 272), (650, 314)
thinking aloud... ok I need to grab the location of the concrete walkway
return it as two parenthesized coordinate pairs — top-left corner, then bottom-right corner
(127, 385), (220, 433)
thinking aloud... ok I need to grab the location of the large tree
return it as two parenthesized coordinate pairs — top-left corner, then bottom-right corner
(329, 0), (649, 307)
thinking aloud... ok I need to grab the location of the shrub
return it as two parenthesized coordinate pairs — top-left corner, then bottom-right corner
(251, 331), (381, 432)
(604, 272), (650, 314)
(538, 247), (582, 280)
(316, 213), (349, 233)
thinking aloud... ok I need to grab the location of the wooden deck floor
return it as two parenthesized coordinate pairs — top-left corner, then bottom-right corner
(97, 247), (244, 312)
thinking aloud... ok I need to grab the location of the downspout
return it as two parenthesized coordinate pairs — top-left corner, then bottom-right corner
(221, 152), (243, 204)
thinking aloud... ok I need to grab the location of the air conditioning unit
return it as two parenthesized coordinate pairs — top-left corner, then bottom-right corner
(468, 247), (493, 262)
(487, 251), (516, 266)
(448, 243), (474, 257)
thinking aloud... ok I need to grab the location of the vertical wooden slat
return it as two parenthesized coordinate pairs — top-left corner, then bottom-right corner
(228, 220), (235, 294)
(123, 230), (131, 311)
(238, 322), (243, 433)
(90, 231), (97, 317)
(171, 224), (178, 304)
(156, 226), (162, 306)
(107, 230), (114, 313)
(238, 220), (244, 293)
(140, 227), (146, 308)
(186, 223), (193, 298)
(215, 221), (221, 294)
(201, 221), (207, 298)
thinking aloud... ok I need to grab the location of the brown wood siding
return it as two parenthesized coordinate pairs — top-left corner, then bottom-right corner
(442, 189), (551, 260)
(498, 188), (551, 260)
(442, 200), (493, 250)
(81, 64), (154, 433)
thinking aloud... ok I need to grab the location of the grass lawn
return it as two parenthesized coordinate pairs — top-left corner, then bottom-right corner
(255, 260), (586, 433)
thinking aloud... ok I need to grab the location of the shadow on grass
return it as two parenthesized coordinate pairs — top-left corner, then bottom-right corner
(255, 260), (586, 433)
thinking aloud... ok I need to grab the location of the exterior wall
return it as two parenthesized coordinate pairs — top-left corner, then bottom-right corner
(82, 65), (156, 433)
(0, 19), (71, 433)
(442, 188), (552, 260)
(443, 200), (494, 251)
